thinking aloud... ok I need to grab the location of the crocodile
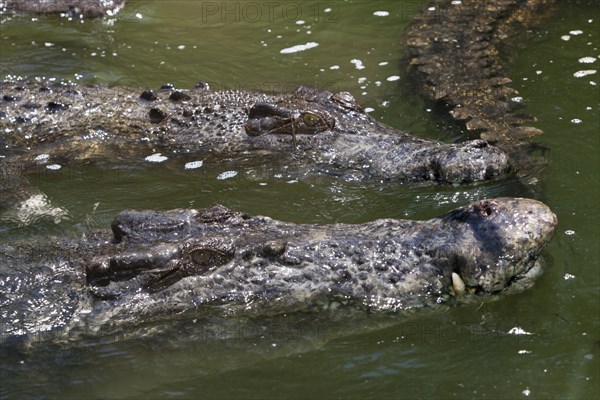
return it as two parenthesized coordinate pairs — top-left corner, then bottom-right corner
(404, 0), (559, 142)
(0, 81), (509, 184)
(4, 0), (567, 222)
(0, 0), (560, 344)
(0, 81), (513, 225)
(0, 0), (125, 18)
(0, 197), (557, 341)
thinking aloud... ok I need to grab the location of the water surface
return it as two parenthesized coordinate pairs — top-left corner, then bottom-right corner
(0, 1), (598, 399)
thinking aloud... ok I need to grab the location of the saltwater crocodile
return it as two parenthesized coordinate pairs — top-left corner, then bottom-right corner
(3, 0), (567, 224)
(0, 81), (513, 225)
(404, 0), (558, 142)
(0, 81), (509, 184)
(0, 0), (125, 18)
(0, 197), (557, 341)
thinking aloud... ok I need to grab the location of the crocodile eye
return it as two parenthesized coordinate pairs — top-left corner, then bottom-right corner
(190, 248), (214, 265)
(302, 112), (323, 127)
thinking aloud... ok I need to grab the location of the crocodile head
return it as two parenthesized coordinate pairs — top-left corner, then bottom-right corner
(243, 86), (511, 184)
(243, 86), (372, 138)
(85, 199), (556, 311)
(431, 197), (557, 297)
(244, 87), (355, 137)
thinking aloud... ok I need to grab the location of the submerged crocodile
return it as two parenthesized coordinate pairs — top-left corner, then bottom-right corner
(0, 0), (561, 343)
(0, 81), (513, 225)
(2, 0), (564, 223)
(0, 0), (125, 18)
(0, 80), (514, 224)
(0, 81), (509, 185)
(404, 0), (558, 142)
(0, 197), (557, 341)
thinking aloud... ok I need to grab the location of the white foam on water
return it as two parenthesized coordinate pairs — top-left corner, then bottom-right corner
(280, 42), (319, 54)
(145, 153), (168, 163)
(217, 171), (238, 180)
(184, 160), (203, 170)
(508, 327), (534, 335)
(574, 70), (597, 78)
(351, 59), (365, 70)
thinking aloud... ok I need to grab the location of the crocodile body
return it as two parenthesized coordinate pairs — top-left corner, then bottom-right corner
(0, 0), (562, 344)
(0, 81), (514, 225)
(0, 0), (125, 17)
(0, 81), (509, 185)
(0, 198), (557, 341)
(404, 0), (558, 142)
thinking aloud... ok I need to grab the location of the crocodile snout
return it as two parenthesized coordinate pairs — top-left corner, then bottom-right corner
(436, 139), (510, 183)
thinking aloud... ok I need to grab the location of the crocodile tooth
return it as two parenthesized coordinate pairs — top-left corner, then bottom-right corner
(452, 272), (466, 295)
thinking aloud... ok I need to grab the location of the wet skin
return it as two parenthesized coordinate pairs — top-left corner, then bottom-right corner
(0, 198), (556, 339)
(0, 0), (562, 343)
(0, 82), (510, 187)
(0, 0), (126, 18)
(404, 0), (557, 142)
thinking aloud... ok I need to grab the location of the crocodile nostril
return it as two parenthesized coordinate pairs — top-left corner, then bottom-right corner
(476, 202), (494, 217)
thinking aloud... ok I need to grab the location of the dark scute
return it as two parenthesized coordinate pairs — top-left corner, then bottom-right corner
(3, 94), (19, 102)
(169, 91), (191, 102)
(149, 107), (168, 123)
(46, 101), (69, 113)
(140, 90), (158, 101)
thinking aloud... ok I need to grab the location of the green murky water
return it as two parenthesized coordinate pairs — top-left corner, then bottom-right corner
(1, 1), (598, 399)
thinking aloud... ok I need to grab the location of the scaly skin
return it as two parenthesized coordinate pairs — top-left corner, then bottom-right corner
(0, 0), (125, 17)
(0, 198), (557, 341)
(0, 81), (510, 185)
(0, 81), (512, 225)
(404, 0), (557, 142)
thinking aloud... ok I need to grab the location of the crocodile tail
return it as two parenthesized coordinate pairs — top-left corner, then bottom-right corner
(403, 0), (557, 143)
